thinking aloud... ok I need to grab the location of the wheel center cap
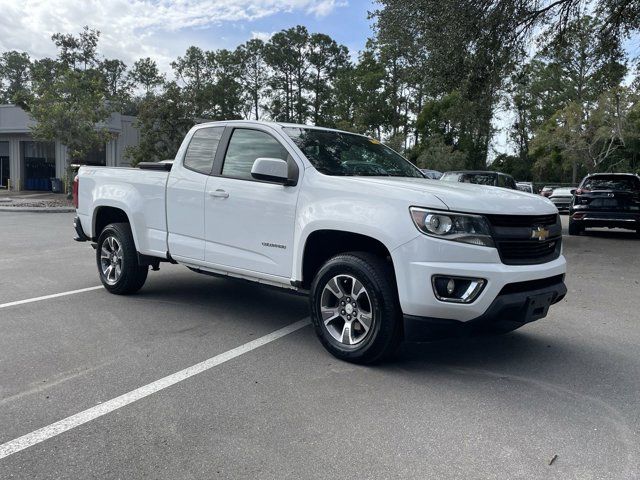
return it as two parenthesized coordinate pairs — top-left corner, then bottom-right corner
(345, 304), (354, 315)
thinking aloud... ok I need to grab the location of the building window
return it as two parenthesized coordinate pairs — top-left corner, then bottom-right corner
(83, 144), (107, 166)
(0, 141), (8, 189)
(21, 141), (56, 191)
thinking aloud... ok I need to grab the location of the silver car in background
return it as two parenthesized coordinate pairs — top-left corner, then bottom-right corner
(549, 187), (575, 212)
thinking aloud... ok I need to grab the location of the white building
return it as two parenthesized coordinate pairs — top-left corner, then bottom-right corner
(0, 105), (139, 191)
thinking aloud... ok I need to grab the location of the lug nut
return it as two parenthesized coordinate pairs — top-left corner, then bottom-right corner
(341, 310), (345, 315)
(346, 297), (351, 302)
(341, 301), (345, 306)
(352, 303), (356, 307)
(347, 315), (351, 320)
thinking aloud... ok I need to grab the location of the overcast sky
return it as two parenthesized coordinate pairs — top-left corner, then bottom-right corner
(0, 0), (376, 73)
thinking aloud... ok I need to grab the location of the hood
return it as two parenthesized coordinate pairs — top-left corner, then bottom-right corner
(343, 177), (558, 215)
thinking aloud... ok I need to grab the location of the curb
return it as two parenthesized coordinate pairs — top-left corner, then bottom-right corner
(0, 206), (75, 213)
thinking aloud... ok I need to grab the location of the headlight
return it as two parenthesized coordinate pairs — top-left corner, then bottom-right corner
(409, 207), (495, 247)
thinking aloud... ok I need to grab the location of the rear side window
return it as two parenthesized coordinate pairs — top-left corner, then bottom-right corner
(183, 127), (224, 174)
(222, 129), (288, 180)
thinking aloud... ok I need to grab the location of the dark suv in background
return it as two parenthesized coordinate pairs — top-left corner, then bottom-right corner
(569, 173), (640, 235)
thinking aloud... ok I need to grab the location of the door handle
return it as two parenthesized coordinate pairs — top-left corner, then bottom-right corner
(209, 189), (229, 199)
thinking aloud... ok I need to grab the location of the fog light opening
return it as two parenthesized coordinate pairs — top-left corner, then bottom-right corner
(432, 276), (486, 303)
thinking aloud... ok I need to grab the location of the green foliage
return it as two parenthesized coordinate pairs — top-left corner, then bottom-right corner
(0, 51), (31, 106)
(27, 28), (115, 165)
(414, 134), (467, 172)
(124, 82), (193, 166)
(129, 57), (164, 95)
(2, 4), (640, 184)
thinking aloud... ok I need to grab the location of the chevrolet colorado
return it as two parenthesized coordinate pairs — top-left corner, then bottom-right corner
(74, 121), (567, 363)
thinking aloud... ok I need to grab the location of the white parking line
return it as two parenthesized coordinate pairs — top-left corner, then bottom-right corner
(0, 318), (310, 460)
(0, 286), (103, 310)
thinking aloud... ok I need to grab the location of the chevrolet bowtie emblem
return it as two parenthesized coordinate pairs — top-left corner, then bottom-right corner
(531, 226), (550, 241)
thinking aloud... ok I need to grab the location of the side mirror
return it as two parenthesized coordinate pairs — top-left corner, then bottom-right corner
(570, 188), (577, 195)
(251, 157), (290, 185)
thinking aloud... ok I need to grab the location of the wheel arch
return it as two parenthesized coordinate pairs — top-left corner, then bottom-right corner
(299, 229), (396, 290)
(92, 205), (140, 251)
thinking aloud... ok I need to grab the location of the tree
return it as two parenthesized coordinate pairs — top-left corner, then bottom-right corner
(129, 57), (164, 95)
(349, 47), (389, 137)
(101, 58), (132, 111)
(211, 49), (244, 120)
(414, 134), (467, 172)
(307, 33), (349, 125)
(373, 0), (525, 167)
(0, 51), (31, 106)
(51, 26), (100, 70)
(125, 82), (194, 165)
(237, 39), (268, 120)
(527, 15), (627, 181)
(171, 46), (215, 117)
(265, 26), (311, 123)
(530, 88), (632, 180)
(26, 28), (114, 183)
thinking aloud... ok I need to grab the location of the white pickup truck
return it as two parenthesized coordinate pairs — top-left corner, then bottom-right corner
(74, 121), (567, 363)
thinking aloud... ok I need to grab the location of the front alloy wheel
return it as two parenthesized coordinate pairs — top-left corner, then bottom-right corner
(321, 274), (374, 346)
(310, 252), (402, 364)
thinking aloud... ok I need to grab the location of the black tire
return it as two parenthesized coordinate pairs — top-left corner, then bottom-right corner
(309, 252), (402, 364)
(96, 223), (148, 295)
(568, 220), (583, 236)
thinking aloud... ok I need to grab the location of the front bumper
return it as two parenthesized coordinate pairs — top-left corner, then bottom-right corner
(550, 198), (572, 211)
(403, 276), (566, 341)
(391, 234), (567, 322)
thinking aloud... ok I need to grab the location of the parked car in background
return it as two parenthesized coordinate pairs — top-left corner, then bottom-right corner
(420, 169), (442, 179)
(516, 182), (534, 193)
(440, 170), (517, 189)
(569, 173), (640, 235)
(549, 187), (575, 212)
(540, 186), (557, 197)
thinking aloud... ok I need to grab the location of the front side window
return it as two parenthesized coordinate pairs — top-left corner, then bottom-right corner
(183, 127), (224, 174)
(222, 129), (288, 180)
(284, 127), (423, 178)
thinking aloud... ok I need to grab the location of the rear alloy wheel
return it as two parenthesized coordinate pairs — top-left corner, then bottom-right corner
(310, 253), (402, 364)
(96, 223), (148, 294)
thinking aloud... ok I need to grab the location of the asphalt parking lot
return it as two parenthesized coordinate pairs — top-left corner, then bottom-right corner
(1, 211), (639, 479)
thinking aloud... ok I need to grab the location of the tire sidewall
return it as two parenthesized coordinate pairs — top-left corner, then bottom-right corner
(96, 223), (144, 293)
(310, 255), (399, 363)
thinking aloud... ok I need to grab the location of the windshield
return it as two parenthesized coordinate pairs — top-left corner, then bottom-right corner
(581, 175), (640, 192)
(283, 127), (424, 178)
(441, 172), (497, 185)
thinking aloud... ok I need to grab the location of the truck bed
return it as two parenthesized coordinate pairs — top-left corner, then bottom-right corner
(76, 166), (169, 258)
